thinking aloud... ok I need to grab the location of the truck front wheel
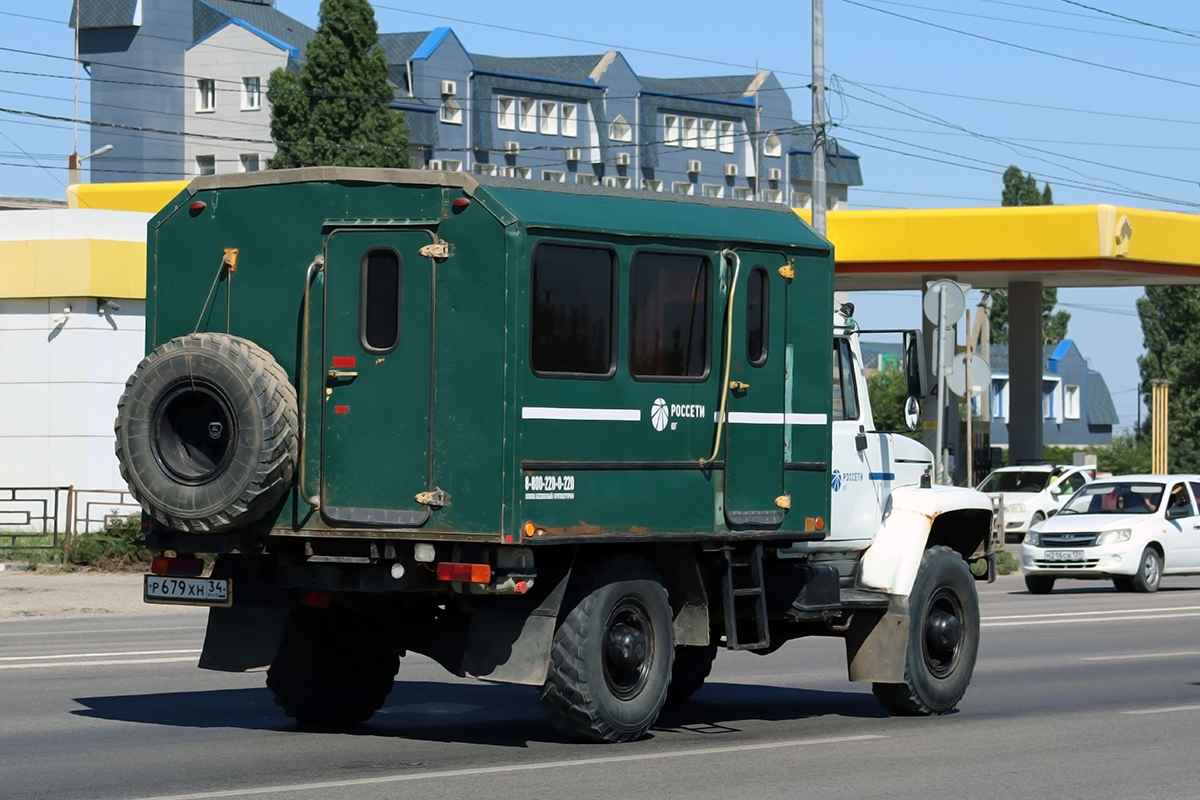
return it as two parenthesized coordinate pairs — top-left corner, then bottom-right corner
(266, 604), (400, 725)
(872, 545), (980, 716)
(540, 555), (674, 742)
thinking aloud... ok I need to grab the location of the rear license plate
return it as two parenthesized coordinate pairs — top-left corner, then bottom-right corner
(144, 575), (232, 607)
(1045, 550), (1084, 562)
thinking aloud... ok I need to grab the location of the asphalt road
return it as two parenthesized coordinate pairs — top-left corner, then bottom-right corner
(2, 572), (1200, 800)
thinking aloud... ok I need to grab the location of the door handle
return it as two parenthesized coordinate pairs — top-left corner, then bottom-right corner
(729, 381), (750, 390)
(327, 370), (358, 380)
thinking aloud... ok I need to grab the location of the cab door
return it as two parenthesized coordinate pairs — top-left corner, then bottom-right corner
(723, 253), (787, 528)
(321, 229), (435, 526)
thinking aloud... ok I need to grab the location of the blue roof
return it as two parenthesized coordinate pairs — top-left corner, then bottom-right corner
(189, 18), (298, 57)
(194, 0), (314, 52)
(1086, 371), (1120, 426)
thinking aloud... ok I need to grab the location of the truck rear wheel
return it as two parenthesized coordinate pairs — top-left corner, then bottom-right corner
(872, 546), (979, 716)
(540, 555), (674, 742)
(266, 604), (400, 725)
(667, 642), (718, 703)
(114, 333), (298, 532)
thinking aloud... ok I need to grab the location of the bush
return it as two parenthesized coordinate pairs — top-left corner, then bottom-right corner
(68, 513), (150, 570)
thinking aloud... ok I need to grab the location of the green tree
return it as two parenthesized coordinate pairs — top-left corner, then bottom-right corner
(991, 166), (1069, 345)
(268, 0), (408, 168)
(1136, 286), (1200, 473)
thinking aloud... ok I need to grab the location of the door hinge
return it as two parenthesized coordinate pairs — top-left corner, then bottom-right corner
(775, 494), (792, 510)
(778, 259), (795, 280)
(415, 487), (448, 508)
(419, 241), (451, 260)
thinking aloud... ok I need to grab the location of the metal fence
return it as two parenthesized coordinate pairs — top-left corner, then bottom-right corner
(0, 487), (141, 555)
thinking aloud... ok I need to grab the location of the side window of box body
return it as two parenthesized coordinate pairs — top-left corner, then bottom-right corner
(359, 247), (402, 354)
(629, 250), (712, 382)
(529, 242), (619, 379)
(746, 265), (769, 366)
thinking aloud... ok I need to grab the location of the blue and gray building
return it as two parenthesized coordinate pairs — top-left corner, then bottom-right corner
(70, 0), (863, 205)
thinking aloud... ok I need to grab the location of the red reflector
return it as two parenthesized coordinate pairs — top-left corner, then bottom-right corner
(334, 405), (349, 414)
(150, 556), (204, 577)
(302, 590), (330, 609)
(332, 356), (356, 368)
(189, 201), (206, 213)
(436, 562), (492, 583)
(452, 197), (470, 210)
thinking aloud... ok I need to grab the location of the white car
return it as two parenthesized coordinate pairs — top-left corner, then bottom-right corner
(1021, 475), (1200, 593)
(978, 465), (1094, 543)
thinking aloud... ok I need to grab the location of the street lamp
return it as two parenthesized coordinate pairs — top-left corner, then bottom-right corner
(68, 144), (114, 185)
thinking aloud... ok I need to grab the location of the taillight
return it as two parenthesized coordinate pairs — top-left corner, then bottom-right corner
(436, 562), (492, 583)
(150, 556), (204, 577)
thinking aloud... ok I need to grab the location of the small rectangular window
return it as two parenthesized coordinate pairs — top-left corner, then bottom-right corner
(746, 266), (768, 366)
(630, 251), (711, 380)
(196, 79), (215, 112)
(561, 103), (577, 137)
(671, 182), (694, 196)
(700, 118), (716, 150)
(1065, 384), (1081, 419)
(762, 188), (783, 204)
(718, 120), (734, 153)
(519, 99), (536, 132)
(576, 174), (597, 185)
(542, 170), (564, 182)
(241, 76), (261, 110)
(663, 115), (679, 146)
(540, 101), (558, 135)
(497, 96), (515, 130)
(701, 183), (724, 198)
(474, 163), (498, 176)
(731, 187), (752, 201)
(239, 153), (259, 172)
(682, 117), (698, 148)
(833, 338), (859, 420)
(440, 98), (463, 125)
(195, 155), (215, 175)
(643, 179), (663, 192)
(361, 248), (401, 353)
(531, 244), (616, 376)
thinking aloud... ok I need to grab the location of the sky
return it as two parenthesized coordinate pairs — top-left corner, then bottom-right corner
(3, 0), (1197, 431)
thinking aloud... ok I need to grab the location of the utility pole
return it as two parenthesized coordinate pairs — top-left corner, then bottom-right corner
(812, 0), (827, 236)
(71, 0), (80, 184)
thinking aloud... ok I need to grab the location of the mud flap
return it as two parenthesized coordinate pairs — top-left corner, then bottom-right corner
(198, 555), (290, 673)
(844, 603), (910, 683)
(460, 570), (570, 686)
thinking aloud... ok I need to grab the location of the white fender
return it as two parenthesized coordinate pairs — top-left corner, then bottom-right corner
(857, 484), (993, 597)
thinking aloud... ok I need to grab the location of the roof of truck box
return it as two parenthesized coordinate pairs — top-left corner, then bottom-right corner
(181, 167), (830, 252)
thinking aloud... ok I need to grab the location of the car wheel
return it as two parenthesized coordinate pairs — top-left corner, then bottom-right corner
(1131, 547), (1162, 593)
(1112, 576), (1134, 592)
(1024, 575), (1055, 594)
(1031, 512), (1045, 526)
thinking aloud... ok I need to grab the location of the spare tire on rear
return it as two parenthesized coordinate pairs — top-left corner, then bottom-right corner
(115, 333), (298, 532)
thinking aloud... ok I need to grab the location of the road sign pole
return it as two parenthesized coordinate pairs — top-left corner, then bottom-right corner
(935, 286), (948, 484)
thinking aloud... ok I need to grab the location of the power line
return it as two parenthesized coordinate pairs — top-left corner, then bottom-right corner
(1057, 0), (1200, 41)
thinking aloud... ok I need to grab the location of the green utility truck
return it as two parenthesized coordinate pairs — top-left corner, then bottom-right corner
(119, 168), (998, 742)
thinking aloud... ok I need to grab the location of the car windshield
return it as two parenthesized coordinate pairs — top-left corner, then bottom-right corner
(1058, 482), (1165, 515)
(978, 471), (1052, 493)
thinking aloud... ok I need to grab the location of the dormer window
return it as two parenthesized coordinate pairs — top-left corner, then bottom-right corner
(440, 98), (463, 125)
(763, 132), (782, 158)
(610, 114), (632, 143)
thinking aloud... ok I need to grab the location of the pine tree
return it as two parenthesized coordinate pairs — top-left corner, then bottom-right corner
(268, 0), (408, 168)
(991, 166), (1069, 344)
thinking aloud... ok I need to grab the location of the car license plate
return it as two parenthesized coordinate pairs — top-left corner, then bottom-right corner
(144, 575), (232, 607)
(1045, 550), (1084, 562)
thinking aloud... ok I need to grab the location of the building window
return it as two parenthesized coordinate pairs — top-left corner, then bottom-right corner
(531, 244), (616, 377)
(497, 96), (515, 130)
(577, 173), (597, 185)
(474, 163), (498, 176)
(540, 101), (558, 135)
(682, 117), (698, 148)
(671, 182), (694, 195)
(630, 251), (711, 380)
(762, 188), (783, 203)
(513, 166), (532, 179)
(239, 153), (259, 172)
(992, 380), (1007, 419)
(719, 120), (734, 153)
(833, 338), (859, 420)
(561, 103), (577, 137)
(643, 179), (663, 192)
(1065, 384), (1081, 419)
(196, 79), (215, 112)
(605, 176), (631, 189)
(440, 98), (463, 125)
(542, 170), (565, 182)
(827, 194), (840, 211)
(361, 248), (401, 354)
(440, 159), (463, 172)
(701, 183), (724, 198)
(519, 99), (536, 132)
(195, 155), (215, 175)
(610, 114), (632, 142)
(763, 132), (782, 158)
(663, 115), (679, 146)
(701, 118), (716, 150)
(731, 187), (752, 201)
(746, 266), (769, 366)
(240, 76), (261, 110)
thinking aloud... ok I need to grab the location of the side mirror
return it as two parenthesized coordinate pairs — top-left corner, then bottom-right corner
(903, 396), (920, 431)
(903, 330), (929, 399)
(1166, 505), (1189, 520)
(856, 425), (869, 452)
(1047, 509), (1058, 518)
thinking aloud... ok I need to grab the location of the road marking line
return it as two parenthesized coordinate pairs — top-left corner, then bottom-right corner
(124, 734), (888, 800)
(0, 649), (200, 661)
(983, 605), (1200, 621)
(1121, 704), (1200, 716)
(984, 612), (1200, 628)
(0, 656), (197, 670)
(0, 626), (205, 637)
(1082, 651), (1200, 661)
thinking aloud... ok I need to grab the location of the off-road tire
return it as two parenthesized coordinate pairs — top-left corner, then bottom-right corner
(266, 604), (400, 725)
(873, 546), (980, 716)
(667, 642), (719, 703)
(1131, 547), (1162, 593)
(1025, 575), (1056, 594)
(114, 333), (298, 532)
(540, 555), (674, 742)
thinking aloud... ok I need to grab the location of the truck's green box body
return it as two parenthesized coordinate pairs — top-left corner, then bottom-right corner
(148, 168), (834, 545)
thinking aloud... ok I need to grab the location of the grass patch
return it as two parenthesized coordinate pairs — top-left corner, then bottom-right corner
(995, 550), (1020, 575)
(67, 513), (150, 571)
